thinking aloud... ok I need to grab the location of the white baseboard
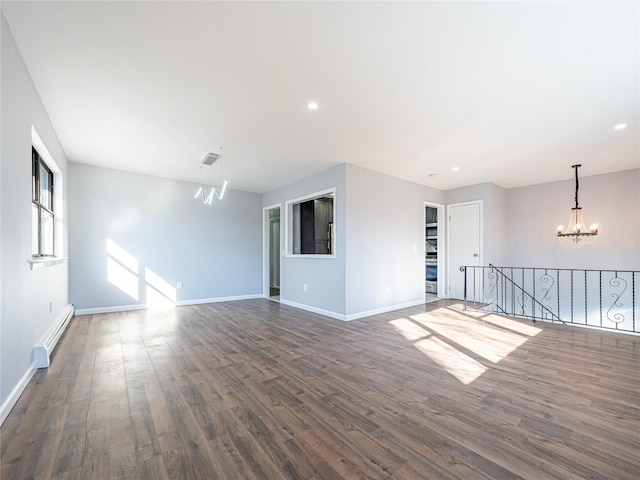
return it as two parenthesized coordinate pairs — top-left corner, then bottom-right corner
(175, 294), (262, 306)
(74, 304), (147, 315)
(74, 294), (263, 316)
(0, 362), (36, 426)
(345, 299), (426, 321)
(276, 298), (427, 322)
(74, 295), (428, 323)
(279, 299), (347, 321)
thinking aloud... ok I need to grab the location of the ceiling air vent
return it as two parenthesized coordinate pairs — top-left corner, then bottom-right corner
(202, 152), (221, 165)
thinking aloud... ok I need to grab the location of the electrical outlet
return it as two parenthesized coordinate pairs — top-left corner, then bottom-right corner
(386, 286), (391, 294)
(49, 301), (53, 314)
(176, 281), (183, 289)
(303, 284), (308, 292)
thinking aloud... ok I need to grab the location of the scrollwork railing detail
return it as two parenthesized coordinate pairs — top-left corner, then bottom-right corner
(538, 271), (556, 319)
(460, 265), (638, 333)
(606, 276), (628, 324)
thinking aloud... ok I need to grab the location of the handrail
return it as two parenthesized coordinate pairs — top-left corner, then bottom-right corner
(482, 265), (637, 274)
(488, 264), (563, 324)
(460, 265), (638, 333)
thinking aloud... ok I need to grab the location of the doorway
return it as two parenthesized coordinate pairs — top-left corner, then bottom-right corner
(424, 202), (445, 302)
(447, 201), (482, 300)
(263, 205), (281, 301)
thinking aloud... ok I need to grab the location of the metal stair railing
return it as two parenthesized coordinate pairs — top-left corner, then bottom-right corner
(460, 265), (638, 333)
(490, 264), (563, 323)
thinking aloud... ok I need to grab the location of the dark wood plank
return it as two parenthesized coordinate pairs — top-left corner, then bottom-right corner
(1, 299), (639, 479)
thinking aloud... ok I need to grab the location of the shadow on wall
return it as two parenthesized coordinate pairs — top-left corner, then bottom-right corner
(106, 238), (176, 307)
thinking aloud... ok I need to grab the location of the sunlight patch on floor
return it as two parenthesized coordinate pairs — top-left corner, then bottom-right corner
(410, 310), (540, 364)
(414, 336), (487, 385)
(390, 316), (486, 384)
(389, 306), (542, 385)
(450, 306), (542, 337)
(389, 318), (430, 341)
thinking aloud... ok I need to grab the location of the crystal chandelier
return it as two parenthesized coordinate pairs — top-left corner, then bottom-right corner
(557, 164), (598, 244)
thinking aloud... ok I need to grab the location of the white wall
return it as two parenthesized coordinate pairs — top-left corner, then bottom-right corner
(441, 171), (639, 287)
(263, 163), (446, 320)
(262, 164), (347, 318)
(1, 16), (70, 415)
(69, 163), (263, 311)
(444, 182), (507, 266)
(344, 164), (444, 317)
(487, 183), (507, 266)
(505, 169), (640, 270)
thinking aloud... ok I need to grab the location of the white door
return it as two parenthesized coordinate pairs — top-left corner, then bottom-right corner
(448, 202), (482, 300)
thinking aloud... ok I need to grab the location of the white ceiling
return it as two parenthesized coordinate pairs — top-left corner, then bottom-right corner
(2, 1), (638, 193)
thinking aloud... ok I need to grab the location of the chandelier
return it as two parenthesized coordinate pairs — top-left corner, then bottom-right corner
(556, 164), (598, 244)
(195, 151), (228, 205)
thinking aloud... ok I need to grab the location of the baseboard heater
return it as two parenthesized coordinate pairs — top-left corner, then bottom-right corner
(34, 304), (75, 368)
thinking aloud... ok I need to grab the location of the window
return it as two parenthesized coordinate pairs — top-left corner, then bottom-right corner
(286, 188), (335, 256)
(32, 147), (55, 257)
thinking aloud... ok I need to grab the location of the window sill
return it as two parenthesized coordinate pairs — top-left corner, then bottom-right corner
(286, 254), (336, 259)
(29, 257), (67, 270)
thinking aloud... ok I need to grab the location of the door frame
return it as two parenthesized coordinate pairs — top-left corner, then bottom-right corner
(446, 200), (483, 299)
(424, 201), (446, 300)
(262, 203), (282, 299)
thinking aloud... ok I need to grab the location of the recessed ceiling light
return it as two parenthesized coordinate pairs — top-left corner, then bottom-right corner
(428, 173), (438, 177)
(308, 102), (319, 110)
(613, 123), (627, 130)
(452, 166), (460, 171)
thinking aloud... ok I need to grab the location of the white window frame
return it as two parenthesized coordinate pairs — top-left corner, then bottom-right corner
(285, 187), (336, 258)
(30, 126), (65, 269)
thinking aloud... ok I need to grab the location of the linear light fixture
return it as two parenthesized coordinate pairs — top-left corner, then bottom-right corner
(195, 150), (227, 205)
(194, 180), (228, 205)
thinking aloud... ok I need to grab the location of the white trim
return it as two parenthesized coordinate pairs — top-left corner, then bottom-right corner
(29, 257), (67, 270)
(31, 127), (59, 173)
(285, 187), (336, 207)
(345, 299), (426, 321)
(75, 304), (147, 315)
(262, 203), (282, 298)
(32, 126), (64, 258)
(1, 362), (36, 426)
(424, 201), (445, 300)
(175, 294), (262, 306)
(285, 254), (335, 259)
(279, 298), (347, 321)
(74, 294), (263, 316)
(264, 202), (281, 212)
(279, 298), (428, 322)
(284, 187), (336, 258)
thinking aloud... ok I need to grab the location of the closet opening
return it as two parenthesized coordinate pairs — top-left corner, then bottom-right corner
(264, 205), (281, 301)
(425, 202), (444, 302)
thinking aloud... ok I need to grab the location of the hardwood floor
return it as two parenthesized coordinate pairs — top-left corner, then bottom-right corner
(2, 299), (639, 479)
